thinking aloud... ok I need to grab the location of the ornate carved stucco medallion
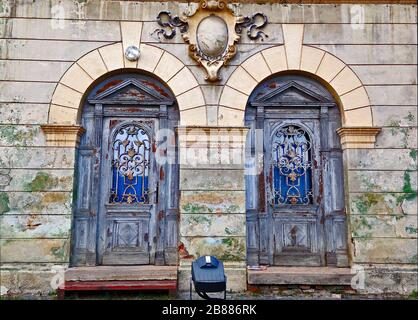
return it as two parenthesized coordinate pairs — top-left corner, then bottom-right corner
(153, 0), (268, 82)
(182, 0), (242, 81)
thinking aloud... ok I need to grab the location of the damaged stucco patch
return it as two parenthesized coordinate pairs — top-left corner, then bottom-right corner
(0, 168), (12, 191)
(350, 215), (417, 238)
(349, 146), (417, 265)
(180, 214), (245, 237)
(0, 147), (75, 169)
(0, 239), (70, 263)
(0, 214), (71, 238)
(1, 191), (72, 215)
(181, 191), (244, 214)
(179, 237), (246, 262)
(353, 238), (417, 264)
(385, 112), (417, 149)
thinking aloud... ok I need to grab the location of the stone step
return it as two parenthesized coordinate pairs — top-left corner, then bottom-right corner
(65, 266), (178, 282)
(248, 267), (353, 285)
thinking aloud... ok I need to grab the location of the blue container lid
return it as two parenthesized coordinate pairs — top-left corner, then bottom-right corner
(196, 255), (219, 268)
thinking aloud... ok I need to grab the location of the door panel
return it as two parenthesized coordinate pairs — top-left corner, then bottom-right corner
(272, 214), (321, 266)
(98, 118), (157, 265)
(102, 211), (151, 265)
(265, 119), (324, 266)
(70, 74), (180, 267)
(245, 75), (349, 268)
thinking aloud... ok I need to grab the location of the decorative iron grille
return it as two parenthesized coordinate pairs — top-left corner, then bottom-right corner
(110, 124), (150, 204)
(271, 125), (313, 205)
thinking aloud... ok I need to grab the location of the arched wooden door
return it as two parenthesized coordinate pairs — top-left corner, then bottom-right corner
(70, 73), (179, 266)
(245, 75), (349, 267)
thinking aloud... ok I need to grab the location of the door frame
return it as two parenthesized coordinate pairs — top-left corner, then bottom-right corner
(245, 75), (349, 267)
(70, 74), (180, 267)
(264, 117), (325, 266)
(97, 118), (158, 265)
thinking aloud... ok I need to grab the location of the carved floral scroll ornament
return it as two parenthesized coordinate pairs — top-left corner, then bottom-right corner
(153, 0), (268, 82)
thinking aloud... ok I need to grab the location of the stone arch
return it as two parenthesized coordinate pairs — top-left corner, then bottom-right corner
(47, 43), (206, 127)
(219, 44), (380, 148)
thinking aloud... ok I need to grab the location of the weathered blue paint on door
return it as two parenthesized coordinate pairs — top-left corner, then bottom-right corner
(70, 73), (180, 266)
(245, 75), (349, 267)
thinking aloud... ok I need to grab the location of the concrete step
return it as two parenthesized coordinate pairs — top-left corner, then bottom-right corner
(248, 266), (353, 285)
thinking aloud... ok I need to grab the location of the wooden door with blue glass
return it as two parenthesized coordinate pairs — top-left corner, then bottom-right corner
(245, 75), (349, 268)
(266, 121), (324, 266)
(98, 118), (157, 265)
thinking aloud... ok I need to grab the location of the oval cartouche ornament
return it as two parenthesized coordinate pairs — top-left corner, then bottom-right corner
(196, 14), (228, 58)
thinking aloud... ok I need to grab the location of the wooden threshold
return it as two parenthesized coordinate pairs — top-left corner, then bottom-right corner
(248, 266), (352, 285)
(64, 265), (177, 282)
(59, 280), (177, 292)
(58, 266), (178, 298)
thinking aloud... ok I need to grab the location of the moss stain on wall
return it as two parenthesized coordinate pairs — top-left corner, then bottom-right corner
(0, 125), (39, 146)
(395, 170), (418, 209)
(182, 203), (214, 213)
(23, 172), (72, 192)
(0, 192), (10, 214)
(50, 240), (69, 260)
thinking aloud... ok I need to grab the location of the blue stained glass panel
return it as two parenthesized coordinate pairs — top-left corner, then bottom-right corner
(271, 125), (313, 205)
(109, 124), (150, 204)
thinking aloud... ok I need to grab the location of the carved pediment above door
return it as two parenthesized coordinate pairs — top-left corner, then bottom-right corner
(88, 78), (175, 105)
(250, 79), (336, 107)
(153, 0), (268, 82)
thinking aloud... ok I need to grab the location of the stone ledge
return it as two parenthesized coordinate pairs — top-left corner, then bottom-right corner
(41, 125), (86, 147)
(248, 267), (353, 285)
(336, 127), (381, 149)
(64, 265), (177, 282)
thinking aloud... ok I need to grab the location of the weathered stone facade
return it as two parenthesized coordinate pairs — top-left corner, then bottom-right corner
(0, 0), (417, 296)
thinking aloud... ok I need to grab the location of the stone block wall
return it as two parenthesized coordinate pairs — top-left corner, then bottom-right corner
(0, 0), (417, 295)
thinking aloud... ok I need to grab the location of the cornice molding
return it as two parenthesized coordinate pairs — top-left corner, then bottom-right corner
(336, 126), (381, 149)
(41, 125), (86, 147)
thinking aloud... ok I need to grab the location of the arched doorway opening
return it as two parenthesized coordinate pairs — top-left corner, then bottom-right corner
(70, 72), (179, 267)
(245, 74), (349, 267)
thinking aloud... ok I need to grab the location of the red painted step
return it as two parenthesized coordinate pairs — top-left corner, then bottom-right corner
(57, 280), (177, 299)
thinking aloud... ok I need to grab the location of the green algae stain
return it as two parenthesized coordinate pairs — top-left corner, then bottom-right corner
(405, 226), (418, 234)
(188, 215), (212, 225)
(410, 149), (417, 161)
(225, 227), (237, 235)
(350, 215), (373, 238)
(24, 172), (52, 192)
(50, 241), (68, 260)
(219, 237), (245, 261)
(225, 204), (240, 213)
(395, 171), (418, 206)
(182, 203), (214, 214)
(409, 290), (418, 299)
(388, 113), (416, 149)
(402, 171), (415, 194)
(406, 112), (415, 123)
(0, 125), (38, 146)
(353, 193), (381, 215)
(218, 252), (243, 261)
(0, 192), (10, 214)
(23, 172), (72, 192)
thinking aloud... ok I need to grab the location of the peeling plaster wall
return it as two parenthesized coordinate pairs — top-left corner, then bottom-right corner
(0, 0), (417, 295)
